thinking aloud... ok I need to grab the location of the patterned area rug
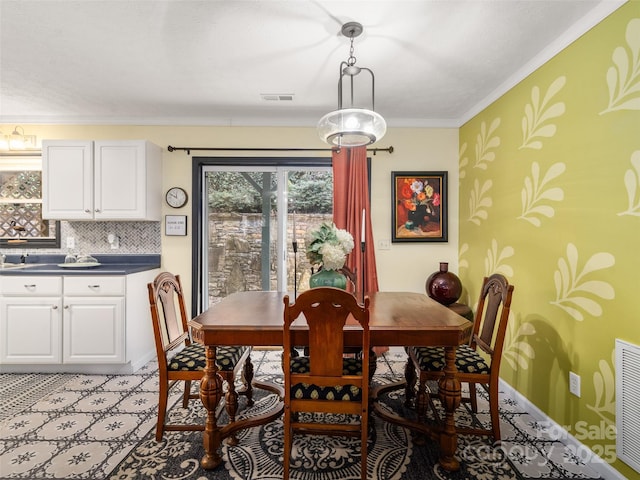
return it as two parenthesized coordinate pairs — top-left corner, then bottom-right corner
(110, 386), (516, 480)
(108, 350), (603, 480)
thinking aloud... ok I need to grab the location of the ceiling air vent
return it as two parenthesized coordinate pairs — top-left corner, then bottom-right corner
(261, 94), (294, 101)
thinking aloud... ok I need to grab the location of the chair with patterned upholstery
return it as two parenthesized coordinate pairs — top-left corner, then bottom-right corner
(282, 287), (370, 480)
(405, 273), (514, 442)
(147, 272), (253, 441)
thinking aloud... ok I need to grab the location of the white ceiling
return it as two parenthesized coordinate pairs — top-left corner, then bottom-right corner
(0, 0), (625, 128)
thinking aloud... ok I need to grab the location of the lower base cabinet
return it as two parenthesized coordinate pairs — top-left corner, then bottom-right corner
(0, 296), (62, 363)
(0, 269), (159, 373)
(63, 296), (125, 363)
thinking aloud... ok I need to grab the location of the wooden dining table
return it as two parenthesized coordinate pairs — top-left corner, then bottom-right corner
(189, 290), (473, 472)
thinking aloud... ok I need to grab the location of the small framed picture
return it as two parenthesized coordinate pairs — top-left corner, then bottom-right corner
(391, 171), (448, 243)
(165, 215), (188, 236)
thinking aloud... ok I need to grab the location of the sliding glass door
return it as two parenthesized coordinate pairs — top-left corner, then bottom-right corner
(197, 160), (331, 310)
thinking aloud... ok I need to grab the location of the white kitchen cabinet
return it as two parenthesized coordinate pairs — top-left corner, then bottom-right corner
(62, 276), (125, 364)
(42, 139), (162, 220)
(0, 277), (63, 364)
(0, 269), (159, 373)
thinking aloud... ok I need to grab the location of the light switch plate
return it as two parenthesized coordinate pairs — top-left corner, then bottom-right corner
(378, 239), (391, 250)
(569, 371), (581, 397)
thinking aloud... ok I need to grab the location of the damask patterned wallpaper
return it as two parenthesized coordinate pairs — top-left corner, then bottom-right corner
(459, 4), (639, 477)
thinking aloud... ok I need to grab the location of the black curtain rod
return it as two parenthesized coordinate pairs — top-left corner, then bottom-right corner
(167, 145), (394, 155)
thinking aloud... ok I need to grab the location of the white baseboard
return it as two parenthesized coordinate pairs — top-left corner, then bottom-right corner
(499, 379), (626, 480)
(129, 349), (156, 373)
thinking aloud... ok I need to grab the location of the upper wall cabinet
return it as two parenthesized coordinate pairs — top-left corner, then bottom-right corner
(42, 140), (162, 221)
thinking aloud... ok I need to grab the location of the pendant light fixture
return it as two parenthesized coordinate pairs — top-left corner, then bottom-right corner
(317, 22), (386, 147)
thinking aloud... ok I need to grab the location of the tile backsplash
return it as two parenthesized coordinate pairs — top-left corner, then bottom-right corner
(8, 221), (161, 255)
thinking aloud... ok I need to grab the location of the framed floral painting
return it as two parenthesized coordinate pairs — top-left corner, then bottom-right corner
(391, 171), (448, 242)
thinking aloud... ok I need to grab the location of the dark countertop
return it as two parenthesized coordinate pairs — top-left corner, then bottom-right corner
(0, 254), (161, 276)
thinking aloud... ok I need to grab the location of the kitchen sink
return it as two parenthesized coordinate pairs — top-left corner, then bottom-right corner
(0, 263), (45, 270)
(0, 263), (29, 270)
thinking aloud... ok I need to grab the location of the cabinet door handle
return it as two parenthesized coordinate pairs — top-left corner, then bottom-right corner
(24, 284), (36, 289)
(88, 284), (101, 288)
(64, 305), (69, 309)
(95, 209), (101, 213)
(52, 305), (58, 310)
(84, 209), (91, 213)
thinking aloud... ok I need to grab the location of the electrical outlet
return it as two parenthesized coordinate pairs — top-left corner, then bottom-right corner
(66, 237), (75, 249)
(378, 239), (391, 250)
(569, 371), (581, 397)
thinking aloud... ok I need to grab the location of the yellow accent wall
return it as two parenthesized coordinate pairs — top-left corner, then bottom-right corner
(459, 3), (639, 477)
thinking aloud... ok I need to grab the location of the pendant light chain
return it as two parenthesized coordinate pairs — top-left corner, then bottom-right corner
(347, 34), (357, 67)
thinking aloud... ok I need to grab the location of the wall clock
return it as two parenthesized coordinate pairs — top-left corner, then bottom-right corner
(165, 187), (188, 208)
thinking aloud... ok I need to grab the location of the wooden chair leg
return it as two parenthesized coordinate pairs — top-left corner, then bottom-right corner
(361, 407), (368, 480)
(156, 380), (169, 441)
(404, 360), (416, 406)
(489, 381), (501, 443)
(367, 349), (377, 380)
(283, 407), (292, 480)
(469, 382), (478, 412)
(182, 380), (191, 408)
(242, 355), (254, 406)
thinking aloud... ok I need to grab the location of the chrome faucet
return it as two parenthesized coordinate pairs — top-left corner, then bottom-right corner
(20, 253), (28, 264)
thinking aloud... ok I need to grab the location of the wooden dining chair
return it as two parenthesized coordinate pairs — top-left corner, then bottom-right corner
(147, 272), (253, 441)
(282, 287), (370, 480)
(405, 273), (514, 442)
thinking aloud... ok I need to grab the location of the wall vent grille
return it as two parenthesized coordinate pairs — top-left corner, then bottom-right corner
(616, 338), (640, 473)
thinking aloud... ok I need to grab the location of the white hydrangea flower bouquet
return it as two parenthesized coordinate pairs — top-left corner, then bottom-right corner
(305, 222), (354, 271)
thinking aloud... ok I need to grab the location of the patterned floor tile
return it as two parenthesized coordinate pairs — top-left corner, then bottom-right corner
(502, 440), (558, 478)
(0, 375), (75, 423)
(1, 413), (51, 439)
(136, 376), (160, 392)
(540, 441), (602, 479)
(42, 442), (118, 478)
(113, 392), (157, 413)
(30, 391), (84, 411)
(510, 412), (557, 442)
(37, 413), (96, 440)
(82, 414), (147, 441)
(100, 376), (147, 392)
(60, 376), (112, 391)
(70, 392), (126, 412)
(0, 441), (59, 477)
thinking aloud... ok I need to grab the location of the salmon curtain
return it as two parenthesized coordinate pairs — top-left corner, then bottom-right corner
(332, 146), (379, 295)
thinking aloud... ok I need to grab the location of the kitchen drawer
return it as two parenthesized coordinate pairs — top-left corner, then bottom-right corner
(64, 276), (125, 296)
(0, 276), (62, 296)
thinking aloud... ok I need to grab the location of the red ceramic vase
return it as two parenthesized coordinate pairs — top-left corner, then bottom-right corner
(425, 262), (462, 305)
